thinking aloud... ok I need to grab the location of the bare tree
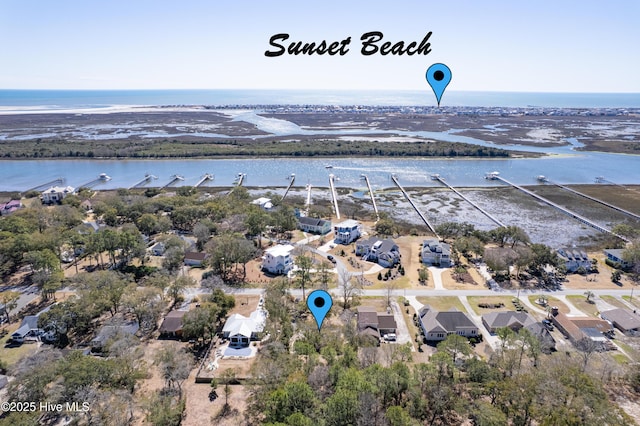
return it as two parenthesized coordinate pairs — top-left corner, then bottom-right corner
(338, 268), (361, 310)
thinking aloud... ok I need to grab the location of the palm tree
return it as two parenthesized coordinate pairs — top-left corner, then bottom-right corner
(584, 290), (595, 304)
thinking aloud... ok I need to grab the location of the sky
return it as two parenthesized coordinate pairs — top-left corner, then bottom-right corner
(1, 0), (639, 92)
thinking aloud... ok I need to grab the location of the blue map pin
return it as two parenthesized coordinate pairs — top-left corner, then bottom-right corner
(426, 63), (452, 107)
(307, 289), (333, 331)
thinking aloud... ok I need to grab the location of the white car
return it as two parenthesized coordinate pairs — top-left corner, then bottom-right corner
(383, 333), (397, 342)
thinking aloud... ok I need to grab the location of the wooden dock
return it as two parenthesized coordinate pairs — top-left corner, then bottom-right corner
(544, 178), (640, 221)
(194, 173), (214, 188)
(391, 174), (439, 238)
(432, 174), (505, 228)
(281, 173), (296, 201)
(129, 174), (157, 189)
(489, 173), (628, 242)
(361, 174), (379, 221)
(23, 177), (65, 193)
(329, 174), (340, 220)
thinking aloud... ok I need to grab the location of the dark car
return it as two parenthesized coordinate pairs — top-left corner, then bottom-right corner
(327, 255), (336, 263)
(542, 319), (554, 331)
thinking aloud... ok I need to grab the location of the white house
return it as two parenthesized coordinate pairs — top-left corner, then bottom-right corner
(41, 186), (75, 204)
(298, 216), (332, 235)
(11, 315), (43, 344)
(333, 219), (362, 245)
(251, 197), (273, 211)
(261, 244), (295, 275)
(557, 248), (590, 272)
(421, 239), (452, 267)
(222, 309), (267, 347)
(355, 237), (401, 268)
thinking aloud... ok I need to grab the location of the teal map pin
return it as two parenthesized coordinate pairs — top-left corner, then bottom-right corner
(426, 63), (452, 107)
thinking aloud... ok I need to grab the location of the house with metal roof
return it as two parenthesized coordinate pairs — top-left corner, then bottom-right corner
(222, 309), (267, 347)
(557, 248), (591, 272)
(261, 244), (295, 275)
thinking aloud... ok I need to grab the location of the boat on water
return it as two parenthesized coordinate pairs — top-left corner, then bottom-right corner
(99, 173), (112, 181)
(325, 165), (333, 169)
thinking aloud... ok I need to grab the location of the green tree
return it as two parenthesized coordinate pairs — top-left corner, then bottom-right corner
(0, 290), (20, 322)
(295, 254), (313, 300)
(437, 333), (472, 365)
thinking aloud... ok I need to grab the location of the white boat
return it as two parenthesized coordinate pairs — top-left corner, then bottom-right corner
(99, 173), (112, 181)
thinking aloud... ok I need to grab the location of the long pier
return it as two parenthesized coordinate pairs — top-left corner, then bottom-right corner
(541, 177), (640, 221)
(361, 174), (379, 221)
(235, 173), (246, 187)
(282, 173), (295, 201)
(488, 173), (628, 242)
(432, 174), (505, 228)
(305, 183), (312, 216)
(329, 174), (340, 220)
(24, 177), (65, 193)
(129, 174), (158, 189)
(162, 174), (184, 189)
(194, 173), (214, 188)
(391, 174), (439, 238)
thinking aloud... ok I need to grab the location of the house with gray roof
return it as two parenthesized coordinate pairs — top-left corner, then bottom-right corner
(418, 306), (478, 341)
(298, 216), (332, 235)
(421, 239), (452, 267)
(601, 308), (640, 335)
(482, 311), (536, 334)
(11, 315), (43, 344)
(91, 320), (139, 351)
(482, 311), (556, 352)
(356, 306), (397, 343)
(557, 248), (590, 272)
(604, 249), (630, 269)
(355, 237), (401, 268)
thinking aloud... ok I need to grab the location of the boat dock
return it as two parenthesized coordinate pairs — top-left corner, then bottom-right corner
(329, 174), (340, 220)
(391, 174), (439, 238)
(360, 174), (379, 221)
(194, 173), (214, 188)
(304, 183), (312, 216)
(162, 174), (184, 189)
(542, 176), (640, 221)
(432, 174), (505, 228)
(77, 173), (111, 190)
(129, 174), (158, 189)
(281, 173), (296, 201)
(234, 173), (246, 187)
(24, 177), (65, 193)
(487, 172), (628, 242)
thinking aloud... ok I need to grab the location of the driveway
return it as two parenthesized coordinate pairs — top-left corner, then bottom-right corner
(389, 300), (413, 350)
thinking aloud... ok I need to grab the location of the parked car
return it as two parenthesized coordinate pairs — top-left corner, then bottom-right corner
(327, 255), (336, 263)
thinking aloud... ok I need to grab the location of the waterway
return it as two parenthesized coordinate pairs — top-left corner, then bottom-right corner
(0, 110), (638, 192)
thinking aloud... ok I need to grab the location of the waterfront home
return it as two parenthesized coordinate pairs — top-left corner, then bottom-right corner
(355, 237), (401, 268)
(298, 216), (332, 235)
(261, 244), (295, 275)
(333, 219), (362, 245)
(421, 239), (452, 267)
(557, 248), (590, 272)
(604, 248), (630, 269)
(418, 306), (478, 341)
(41, 185), (75, 204)
(251, 197), (273, 211)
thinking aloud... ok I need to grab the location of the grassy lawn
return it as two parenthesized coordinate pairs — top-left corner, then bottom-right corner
(600, 295), (629, 310)
(467, 296), (513, 316)
(622, 296), (640, 308)
(415, 296), (465, 312)
(545, 296), (571, 315)
(358, 296), (394, 312)
(0, 324), (41, 368)
(566, 295), (600, 317)
(614, 340), (639, 363)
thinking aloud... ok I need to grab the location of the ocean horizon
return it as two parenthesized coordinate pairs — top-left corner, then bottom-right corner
(1, 89), (640, 109)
